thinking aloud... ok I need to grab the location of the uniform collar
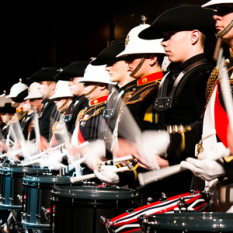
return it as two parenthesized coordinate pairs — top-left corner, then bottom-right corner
(16, 107), (23, 113)
(137, 71), (163, 86)
(168, 53), (206, 74)
(118, 79), (137, 92)
(89, 94), (108, 106)
(230, 47), (233, 58)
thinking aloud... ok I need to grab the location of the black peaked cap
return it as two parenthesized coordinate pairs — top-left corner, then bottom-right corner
(91, 41), (126, 66)
(13, 89), (28, 103)
(55, 61), (90, 81)
(28, 68), (60, 82)
(139, 5), (216, 39)
(0, 103), (16, 114)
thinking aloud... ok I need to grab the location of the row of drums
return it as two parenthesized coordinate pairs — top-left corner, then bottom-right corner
(0, 163), (233, 232)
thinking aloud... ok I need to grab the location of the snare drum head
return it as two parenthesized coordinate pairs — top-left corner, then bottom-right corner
(52, 186), (138, 200)
(146, 213), (233, 231)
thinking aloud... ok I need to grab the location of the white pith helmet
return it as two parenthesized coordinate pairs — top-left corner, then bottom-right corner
(0, 91), (11, 107)
(202, 0), (233, 9)
(6, 79), (28, 99)
(50, 81), (73, 100)
(24, 82), (43, 100)
(77, 64), (117, 85)
(117, 17), (165, 57)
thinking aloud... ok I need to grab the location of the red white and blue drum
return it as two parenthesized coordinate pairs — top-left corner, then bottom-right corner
(102, 190), (208, 233)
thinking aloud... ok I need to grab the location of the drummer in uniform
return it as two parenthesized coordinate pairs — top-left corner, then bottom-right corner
(22, 82), (43, 140)
(54, 61), (89, 134)
(0, 91), (11, 132)
(180, 1), (233, 209)
(0, 103), (16, 139)
(90, 41), (136, 158)
(49, 80), (73, 146)
(95, 6), (216, 198)
(5, 79), (28, 124)
(27, 68), (60, 142)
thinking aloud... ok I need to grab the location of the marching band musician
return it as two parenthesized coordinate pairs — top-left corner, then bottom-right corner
(0, 92), (11, 132)
(181, 1), (233, 186)
(54, 61), (89, 134)
(91, 40), (136, 158)
(95, 6), (216, 198)
(94, 18), (166, 189)
(27, 68), (60, 142)
(5, 79), (28, 124)
(49, 80), (73, 146)
(66, 64), (116, 174)
(0, 103), (15, 139)
(22, 82), (43, 140)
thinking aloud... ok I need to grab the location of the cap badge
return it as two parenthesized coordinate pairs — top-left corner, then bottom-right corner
(125, 34), (129, 46)
(142, 77), (147, 83)
(141, 15), (147, 25)
(94, 100), (98, 104)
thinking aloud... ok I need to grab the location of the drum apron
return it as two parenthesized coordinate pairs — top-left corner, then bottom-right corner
(51, 186), (139, 233)
(0, 164), (48, 210)
(143, 213), (233, 233)
(21, 175), (82, 230)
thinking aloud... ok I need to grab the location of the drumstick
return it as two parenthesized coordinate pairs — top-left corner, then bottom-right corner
(138, 149), (229, 187)
(27, 143), (65, 161)
(70, 166), (129, 183)
(98, 155), (133, 166)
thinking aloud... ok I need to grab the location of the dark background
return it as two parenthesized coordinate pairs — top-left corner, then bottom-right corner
(1, 0), (229, 93)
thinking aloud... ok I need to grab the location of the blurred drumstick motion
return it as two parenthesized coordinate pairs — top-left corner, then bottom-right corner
(138, 149), (229, 186)
(70, 162), (132, 183)
(98, 155), (133, 166)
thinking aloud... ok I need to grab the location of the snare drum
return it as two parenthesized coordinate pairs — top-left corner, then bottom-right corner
(21, 175), (82, 231)
(103, 190), (208, 233)
(51, 186), (139, 233)
(0, 164), (48, 210)
(143, 213), (233, 232)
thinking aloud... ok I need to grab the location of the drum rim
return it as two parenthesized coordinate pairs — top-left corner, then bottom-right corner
(23, 175), (81, 184)
(51, 186), (138, 200)
(145, 212), (233, 231)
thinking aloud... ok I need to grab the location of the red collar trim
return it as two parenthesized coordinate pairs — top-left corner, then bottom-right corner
(137, 71), (163, 86)
(16, 107), (23, 113)
(89, 95), (108, 106)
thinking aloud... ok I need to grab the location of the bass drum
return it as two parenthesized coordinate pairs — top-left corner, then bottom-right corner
(21, 175), (82, 231)
(103, 190), (208, 233)
(51, 186), (139, 233)
(143, 213), (233, 232)
(0, 164), (48, 210)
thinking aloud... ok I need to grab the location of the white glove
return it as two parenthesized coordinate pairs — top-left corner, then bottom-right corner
(180, 150), (226, 181)
(136, 130), (170, 170)
(82, 140), (106, 170)
(94, 166), (119, 186)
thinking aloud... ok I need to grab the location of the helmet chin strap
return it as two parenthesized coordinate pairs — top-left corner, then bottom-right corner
(84, 83), (99, 96)
(216, 20), (233, 39)
(130, 54), (147, 78)
(57, 99), (69, 111)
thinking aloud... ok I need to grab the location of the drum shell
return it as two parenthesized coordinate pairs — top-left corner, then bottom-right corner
(0, 164), (48, 210)
(143, 213), (233, 233)
(21, 175), (81, 230)
(51, 186), (139, 233)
